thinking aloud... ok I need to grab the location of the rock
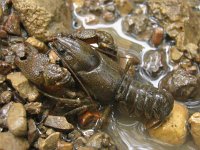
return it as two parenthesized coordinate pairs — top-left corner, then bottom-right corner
(170, 46), (183, 62)
(44, 115), (74, 131)
(7, 103), (27, 136)
(26, 37), (48, 53)
(148, 102), (188, 145)
(122, 11), (153, 41)
(151, 27), (164, 46)
(0, 90), (12, 104)
(57, 140), (73, 150)
(7, 72), (39, 102)
(4, 12), (21, 35)
(38, 132), (60, 150)
(0, 60), (12, 75)
(85, 14), (99, 25)
(74, 137), (87, 149)
(68, 130), (82, 141)
(102, 11), (115, 22)
(142, 50), (168, 79)
(159, 68), (198, 101)
(12, 0), (72, 41)
(86, 132), (117, 149)
(0, 132), (29, 150)
(115, 0), (133, 16)
(28, 119), (39, 144)
(0, 102), (13, 128)
(0, 74), (6, 83)
(189, 112), (200, 148)
(46, 128), (55, 136)
(25, 102), (42, 115)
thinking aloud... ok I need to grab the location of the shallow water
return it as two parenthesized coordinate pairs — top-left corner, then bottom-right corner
(72, 3), (200, 150)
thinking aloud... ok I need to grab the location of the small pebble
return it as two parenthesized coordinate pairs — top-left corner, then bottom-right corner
(57, 140), (73, 150)
(189, 112), (200, 148)
(151, 27), (164, 46)
(7, 103), (27, 136)
(103, 11), (115, 22)
(85, 14), (99, 25)
(28, 119), (39, 144)
(44, 115), (74, 131)
(0, 90), (12, 104)
(25, 102), (42, 115)
(7, 72), (40, 102)
(170, 47), (183, 62)
(38, 132), (60, 150)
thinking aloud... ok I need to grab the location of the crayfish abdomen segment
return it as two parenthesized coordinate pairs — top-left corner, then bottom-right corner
(116, 74), (174, 122)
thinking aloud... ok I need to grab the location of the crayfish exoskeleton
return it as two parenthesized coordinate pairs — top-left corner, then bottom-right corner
(49, 32), (174, 123)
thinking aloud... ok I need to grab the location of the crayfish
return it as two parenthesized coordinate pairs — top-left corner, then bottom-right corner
(15, 29), (174, 124)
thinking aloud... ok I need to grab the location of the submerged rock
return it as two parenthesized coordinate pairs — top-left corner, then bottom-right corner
(7, 103), (27, 136)
(86, 132), (117, 149)
(0, 132), (29, 150)
(12, 0), (72, 41)
(148, 102), (188, 145)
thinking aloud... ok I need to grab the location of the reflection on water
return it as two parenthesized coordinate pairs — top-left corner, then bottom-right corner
(73, 4), (200, 150)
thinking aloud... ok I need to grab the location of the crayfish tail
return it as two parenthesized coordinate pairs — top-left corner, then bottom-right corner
(115, 74), (174, 123)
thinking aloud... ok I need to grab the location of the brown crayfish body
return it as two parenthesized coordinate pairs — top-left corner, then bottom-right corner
(50, 35), (174, 122)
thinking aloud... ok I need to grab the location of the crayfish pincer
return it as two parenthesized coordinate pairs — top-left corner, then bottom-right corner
(50, 35), (174, 123)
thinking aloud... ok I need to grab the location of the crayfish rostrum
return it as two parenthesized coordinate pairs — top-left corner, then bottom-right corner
(15, 29), (174, 124)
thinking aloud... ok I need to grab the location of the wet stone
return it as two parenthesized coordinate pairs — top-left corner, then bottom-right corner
(122, 13), (153, 41)
(0, 132), (29, 150)
(103, 11), (115, 22)
(148, 102), (188, 145)
(115, 0), (133, 16)
(159, 68), (198, 101)
(28, 119), (39, 144)
(0, 90), (12, 104)
(7, 103), (27, 136)
(0, 74), (6, 83)
(4, 12), (21, 35)
(142, 50), (168, 79)
(0, 60), (12, 75)
(57, 140), (73, 150)
(85, 14), (99, 25)
(0, 102), (13, 128)
(74, 137), (87, 149)
(189, 112), (200, 148)
(86, 132), (117, 149)
(44, 115), (74, 131)
(25, 102), (42, 115)
(38, 132), (60, 150)
(151, 27), (164, 46)
(68, 129), (82, 141)
(7, 72), (39, 102)
(170, 46), (183, 62)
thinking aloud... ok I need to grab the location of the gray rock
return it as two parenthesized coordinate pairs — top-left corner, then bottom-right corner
(0, 132), (29, 150)
(7, 103), (27, 136)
